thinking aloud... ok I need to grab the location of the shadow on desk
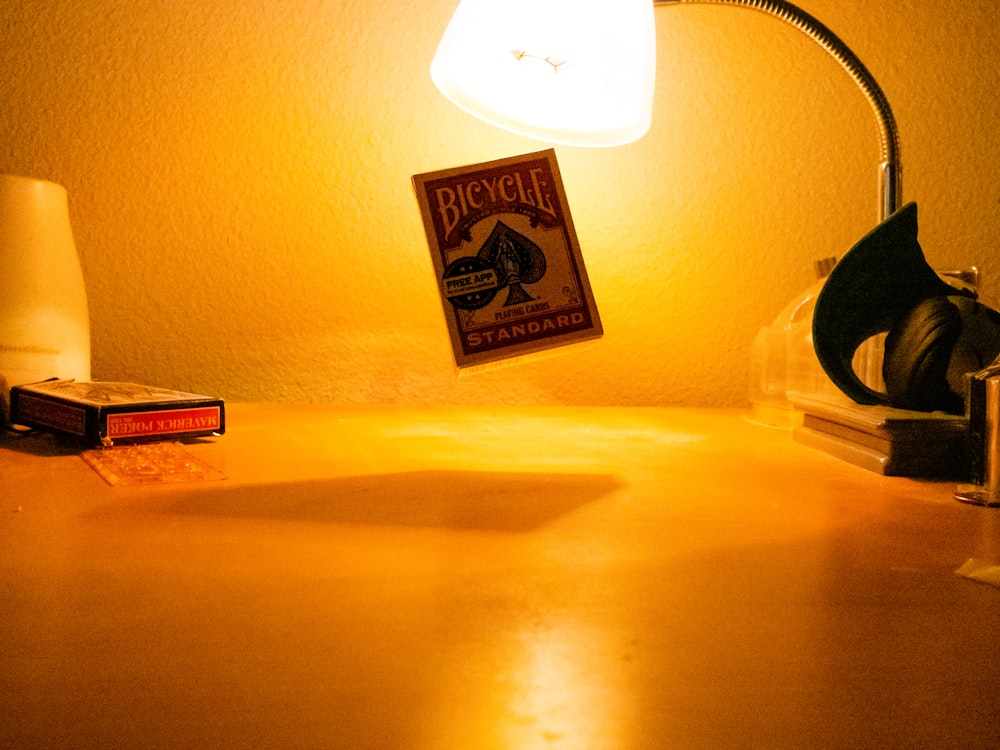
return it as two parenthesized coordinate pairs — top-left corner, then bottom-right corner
(0, 429), (216, 456)
(0, 428), (91, 456)
(154, 470), (624, 533)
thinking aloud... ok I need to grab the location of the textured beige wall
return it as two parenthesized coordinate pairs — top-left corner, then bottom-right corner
(1, 0), (998, 406)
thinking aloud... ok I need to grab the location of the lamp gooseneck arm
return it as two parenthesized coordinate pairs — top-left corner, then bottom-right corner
(654, 0), (901, 221)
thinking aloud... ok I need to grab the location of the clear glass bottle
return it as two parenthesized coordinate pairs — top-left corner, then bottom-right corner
(748, 258), (845, 427)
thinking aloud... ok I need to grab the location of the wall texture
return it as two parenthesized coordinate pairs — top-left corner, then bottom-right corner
(1, 0), (998, 406)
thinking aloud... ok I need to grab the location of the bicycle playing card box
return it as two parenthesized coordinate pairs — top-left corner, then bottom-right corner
(413, 149), (603, 372)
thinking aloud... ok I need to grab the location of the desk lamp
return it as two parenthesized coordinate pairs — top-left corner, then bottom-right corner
(431, 0), (899, 221)
(430, 0), (1000, 415)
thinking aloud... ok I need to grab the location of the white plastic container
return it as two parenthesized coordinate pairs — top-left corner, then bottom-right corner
(0, 175), (91, 409)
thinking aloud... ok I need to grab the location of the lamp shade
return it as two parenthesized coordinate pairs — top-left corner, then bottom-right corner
(431, 0), (656, 147)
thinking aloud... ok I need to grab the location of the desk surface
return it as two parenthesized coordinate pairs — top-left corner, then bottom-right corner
(2, 404), (998, 749)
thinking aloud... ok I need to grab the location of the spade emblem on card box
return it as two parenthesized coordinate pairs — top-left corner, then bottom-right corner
(480, 220), (547, 306)
(441, 220), (547, 311)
